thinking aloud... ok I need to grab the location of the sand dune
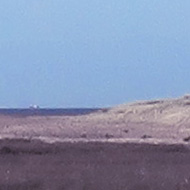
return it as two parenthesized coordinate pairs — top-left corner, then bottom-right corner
(1, 97), (190, 189)
(0, 96), (190, 144)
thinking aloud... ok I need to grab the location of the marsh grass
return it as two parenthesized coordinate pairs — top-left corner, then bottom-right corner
(0, 140), (189, 189)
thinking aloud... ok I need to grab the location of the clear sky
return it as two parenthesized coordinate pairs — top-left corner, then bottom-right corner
(0, 0), (190, 108)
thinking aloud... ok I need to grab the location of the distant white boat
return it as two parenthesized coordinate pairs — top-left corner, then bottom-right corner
(29, 105), (40, 109)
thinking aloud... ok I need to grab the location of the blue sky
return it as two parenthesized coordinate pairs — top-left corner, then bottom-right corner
(0, 0), (190, 108)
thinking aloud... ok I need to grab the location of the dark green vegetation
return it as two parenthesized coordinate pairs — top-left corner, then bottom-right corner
(0, 139), (190, 190)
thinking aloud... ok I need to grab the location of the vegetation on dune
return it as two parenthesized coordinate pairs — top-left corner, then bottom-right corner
(0, 96), (190, 143)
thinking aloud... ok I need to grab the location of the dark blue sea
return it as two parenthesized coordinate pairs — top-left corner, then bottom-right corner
(0, 108), (101, 116)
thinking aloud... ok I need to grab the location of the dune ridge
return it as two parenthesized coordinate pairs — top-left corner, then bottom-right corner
(0, 96), (190, 144)
(1, 97), (190, 189)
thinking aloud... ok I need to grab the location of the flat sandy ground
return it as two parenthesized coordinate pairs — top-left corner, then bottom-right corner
(1, 96), (190, 189)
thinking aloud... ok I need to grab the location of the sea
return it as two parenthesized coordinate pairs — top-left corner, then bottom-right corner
(0, 108), (100, 116)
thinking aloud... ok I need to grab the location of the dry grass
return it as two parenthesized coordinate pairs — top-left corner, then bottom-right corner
(0, 139), (190, 190)
(1, 97), (190, 190)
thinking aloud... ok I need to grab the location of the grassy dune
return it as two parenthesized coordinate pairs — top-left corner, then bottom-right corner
(1, 96), (190, 189)
(1, 96), (190, 143)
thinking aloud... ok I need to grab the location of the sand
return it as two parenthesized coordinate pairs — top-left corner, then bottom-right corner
(1, 96), (190, 189)
(1, 96), (190, 143)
